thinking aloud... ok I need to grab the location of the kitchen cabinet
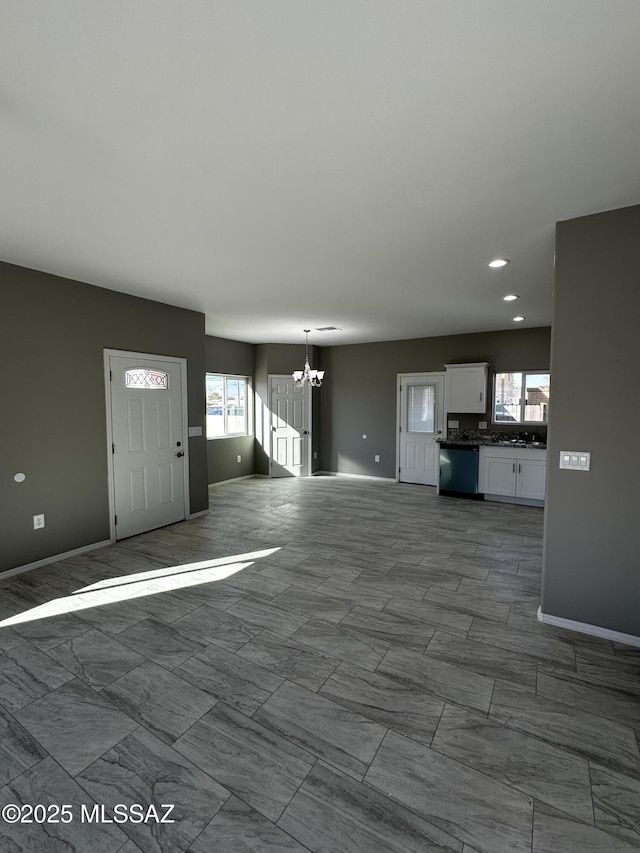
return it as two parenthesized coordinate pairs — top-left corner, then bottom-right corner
(516, 458), (547, 499)
(483, 456), (517, 496)
(444, 363), (488, 413)
(480, 446), (546, 503)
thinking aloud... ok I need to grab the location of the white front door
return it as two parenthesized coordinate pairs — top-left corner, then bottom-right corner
(269, 375), (311, 477)
(398, 373), (445, 486)
(107, 352), (188, 539)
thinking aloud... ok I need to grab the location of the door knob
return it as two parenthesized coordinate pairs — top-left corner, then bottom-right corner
(176, 451), (184, 457)
(302, 430), (309, 435)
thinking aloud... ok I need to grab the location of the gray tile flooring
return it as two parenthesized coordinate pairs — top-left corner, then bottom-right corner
(0, 476), (639, 851)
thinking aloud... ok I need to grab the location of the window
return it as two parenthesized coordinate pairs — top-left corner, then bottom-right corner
(493, 371), (550, 424)
(125, 368), (169, 389)
(206, 374), (249, 438)
(407, 384), (435, 433)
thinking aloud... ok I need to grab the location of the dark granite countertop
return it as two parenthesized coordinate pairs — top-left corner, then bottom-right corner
(438, 438), (547, 449)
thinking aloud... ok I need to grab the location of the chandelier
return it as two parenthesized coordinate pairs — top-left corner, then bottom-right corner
(292, 329), (325, 388)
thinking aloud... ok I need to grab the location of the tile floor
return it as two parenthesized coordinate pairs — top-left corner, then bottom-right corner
(0, 476), (639, 852)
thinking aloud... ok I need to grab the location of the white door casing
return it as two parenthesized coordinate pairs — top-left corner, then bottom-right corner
(397, 373), (445, 486)
(269, 375), (311, 477)
(105, 351), (189, 540)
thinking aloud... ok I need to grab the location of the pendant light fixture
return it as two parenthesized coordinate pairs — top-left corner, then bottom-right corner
(292, 329), (325, 388)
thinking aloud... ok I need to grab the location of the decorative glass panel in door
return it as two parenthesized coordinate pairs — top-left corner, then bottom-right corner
(407, 384), (435, 433)
(125, 368), (169, 390)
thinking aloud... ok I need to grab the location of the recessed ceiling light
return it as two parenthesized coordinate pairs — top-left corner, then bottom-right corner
(502, 294), (519, 302)
(488, 258), (510, 268)
(513, 316), (525, 322)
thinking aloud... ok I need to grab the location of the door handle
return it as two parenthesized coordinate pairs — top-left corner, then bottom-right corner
(512, 463), (515, 473)
(176, 451), (184, 457)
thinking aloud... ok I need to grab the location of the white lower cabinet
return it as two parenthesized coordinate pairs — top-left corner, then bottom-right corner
(484, 456), (517, 497)
(480, 447), (546, 503)
(516, 458), (546, 500)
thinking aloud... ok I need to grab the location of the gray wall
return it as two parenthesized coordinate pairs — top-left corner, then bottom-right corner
(205, 335), (255, 483)
(542, 204), (640, 636)
(319, 327), (551, 478)
(1, 262), (208, 573)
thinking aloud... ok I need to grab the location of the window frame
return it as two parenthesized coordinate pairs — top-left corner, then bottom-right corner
(492, 369), (550, 426)
(205, 373), (251, 439)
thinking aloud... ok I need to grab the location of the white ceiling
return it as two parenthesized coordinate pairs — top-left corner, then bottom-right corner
(2, 1), (640, 345)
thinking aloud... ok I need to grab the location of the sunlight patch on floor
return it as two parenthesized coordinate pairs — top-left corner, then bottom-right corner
(0, 547), (280, 628)
(75, 547), (281, 593)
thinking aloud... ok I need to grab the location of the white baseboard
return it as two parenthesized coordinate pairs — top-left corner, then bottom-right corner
(0, 539), (112, 581)
(315, 470), (397, 483)
(208, 475), (256, 487)
(537, 607), (640, 649)
(484, 494), (544, 508)
(187, 509), (209, 519)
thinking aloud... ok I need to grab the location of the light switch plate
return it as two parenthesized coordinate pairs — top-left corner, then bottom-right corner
(448, 420), (460, 429)
(559, 450), (591, 471)
(478, 421), (487, 430)
(188, 426), (203, 437)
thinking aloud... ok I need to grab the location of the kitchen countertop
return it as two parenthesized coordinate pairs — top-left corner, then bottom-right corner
(439, 439), (547, 449)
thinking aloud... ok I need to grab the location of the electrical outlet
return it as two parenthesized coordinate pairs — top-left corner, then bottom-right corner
(478, 421), (487, 430)
(374, 455), (380, 462)
(448, 420), (459, 429)
(313, 451), (318, 459)
(33, 513), (45, 530)
(236, 455), (242, 463)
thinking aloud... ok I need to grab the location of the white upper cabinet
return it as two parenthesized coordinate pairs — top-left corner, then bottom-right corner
(444, 363), (488, 413)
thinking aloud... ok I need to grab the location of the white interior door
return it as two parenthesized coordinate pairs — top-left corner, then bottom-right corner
(108, 353), (187, 539)
(398, 373), (445, 486)
(269, 375), (310, 477)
